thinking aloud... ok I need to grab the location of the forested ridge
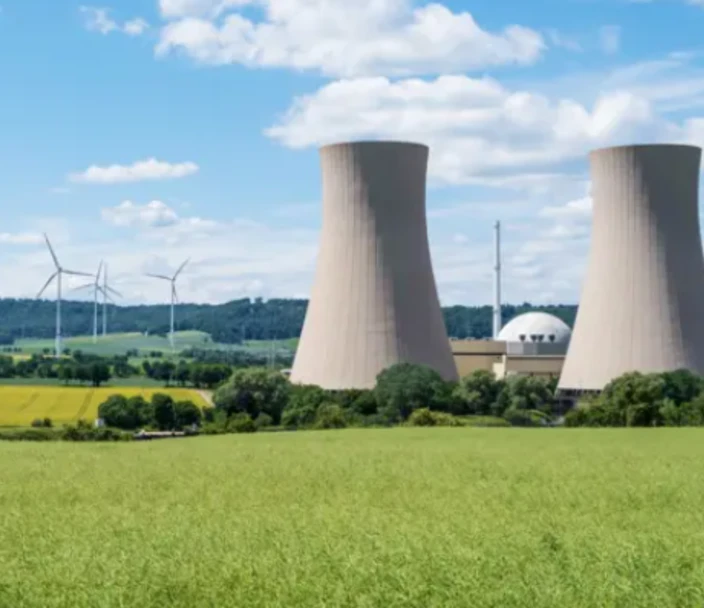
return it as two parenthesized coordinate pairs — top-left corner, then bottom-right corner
(0, 298), (577, 343)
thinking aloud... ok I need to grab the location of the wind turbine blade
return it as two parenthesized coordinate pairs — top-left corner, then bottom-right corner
(44, 234), (60, 270)
(145, 273), (171, 281)
(98, 286), (115, 304)
(36, 272), (58, 299)
(106, 286), (122, 298)
(95, 261), (103, 285)
(172, 284), (179, 304)
(173, 258), (189, 280)
(70, 283), (94, 292)
(63, 269), (93, 277)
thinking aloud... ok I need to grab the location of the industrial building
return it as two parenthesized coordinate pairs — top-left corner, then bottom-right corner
(558, 144), (704, 401)
(452, 312), (570, 379)
(291, 141), (458, 389)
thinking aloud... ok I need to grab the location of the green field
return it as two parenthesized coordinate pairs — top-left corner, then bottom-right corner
(10, 331), (297, 357)
(12, 330), (227, 356)
(1, 428), (704, 607)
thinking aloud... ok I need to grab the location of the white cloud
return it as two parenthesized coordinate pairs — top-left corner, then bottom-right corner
(69, 158), (199, 184)
(80, 6), (150, 36)
(123, 18), (150, 36)
(599, 25), (621, 55)
(102, 201), (181, 228)
(540, 196), (592, 219)
(0, 232), (44, 246)
(683, 117), (704, 145)
(546, 29), (582, 52)
(155, 0), (545, 78)
(266, 75), (664, 184)
(159, 0), (252, 18)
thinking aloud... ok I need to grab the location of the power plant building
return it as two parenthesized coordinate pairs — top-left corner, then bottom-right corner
(452, 312), (570, 379)
(290, 141), (458, 389)
(558, 144), (704, 399)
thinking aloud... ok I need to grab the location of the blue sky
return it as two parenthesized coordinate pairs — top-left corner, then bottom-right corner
(1, 0), (704, 307)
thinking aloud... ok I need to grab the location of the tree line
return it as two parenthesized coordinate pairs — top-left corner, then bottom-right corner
(202, 364), (562, 433)
(565, 369), (704, 427)
(0, 297), (577, 344)
(0, 352), (240, 389)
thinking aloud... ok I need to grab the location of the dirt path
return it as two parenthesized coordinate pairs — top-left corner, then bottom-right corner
(197, 390), (213, 406)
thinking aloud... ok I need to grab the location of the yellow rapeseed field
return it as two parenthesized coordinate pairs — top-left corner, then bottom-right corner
(0, 385), (209, 426)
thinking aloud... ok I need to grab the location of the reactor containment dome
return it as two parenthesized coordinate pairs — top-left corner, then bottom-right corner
(290, 141), (458, 390)
(558, 143), (704, 396)
(497, 312), (571, 344)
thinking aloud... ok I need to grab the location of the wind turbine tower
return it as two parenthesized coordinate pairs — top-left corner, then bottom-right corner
(73, 261), (122, 342)
(36, 234), (93, 357)
(100, 263), (121, 337)
(146, 259), (189, 350)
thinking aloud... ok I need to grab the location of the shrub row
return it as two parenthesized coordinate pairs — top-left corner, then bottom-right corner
(565, 369), (704, 427)
(98, 393), (202, 431)
(0, 420), (131, 442)
(203, 364), (560, 433)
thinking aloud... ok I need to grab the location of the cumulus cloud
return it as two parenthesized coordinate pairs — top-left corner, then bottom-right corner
(546, 29), (582, 52)
(266, 75), (663, 184)
(155, 0), (545, 78)
(80, 6), (149, 36)
(159, 0), (252, 18)
(102, 201), (181, 228)
(69, 158), (199, 184)
(540, 196), (592, 219)
(123, 18), (150, 36)
(0, 232), (44, 245)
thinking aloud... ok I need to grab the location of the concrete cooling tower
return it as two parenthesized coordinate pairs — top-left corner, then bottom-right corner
(290, 141), (458, 389)
(558, 144), (704, 398)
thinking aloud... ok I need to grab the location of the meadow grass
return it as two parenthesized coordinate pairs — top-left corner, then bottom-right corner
(0, 385), (209, 425)
(10, 332), (295, 358)
(1, 428), (704, 607)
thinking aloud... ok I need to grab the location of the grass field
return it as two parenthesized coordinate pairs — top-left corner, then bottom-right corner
(0, 385), (209, 426)
(1, 428), (704, 607)
(10, 331), (297, 358)
(13, 330), (224, 356)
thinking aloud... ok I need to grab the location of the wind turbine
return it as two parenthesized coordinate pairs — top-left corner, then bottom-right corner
(72, 261), (122, 343)
(36, 234), (93, 358)
(101, 263), (122, 337)
(146, 258), (189, 350)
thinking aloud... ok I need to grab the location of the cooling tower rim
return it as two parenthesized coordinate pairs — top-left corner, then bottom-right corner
(319, 140), (429, 153)
(590, 143), (702, 156)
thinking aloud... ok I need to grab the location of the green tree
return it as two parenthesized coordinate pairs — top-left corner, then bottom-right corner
(282, 384), (328, 428)
(173, 400), (202, 429)
(660, 369), (703, 405)
(454, 369), (501, 415)
(313, 403), (347, 429)
(151, 393), (175, 430)
(374, 363), (455, 422)
(75, 365), (90, 385)
(174, 361), (191, 386)
(59, 365), (75, 385)
(0, 355), (14, 378)
(89, 362), (111, 387)
(599, 372), (666, 427)
(98, 395), (147, 430)
(214, 368), (290, 424)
